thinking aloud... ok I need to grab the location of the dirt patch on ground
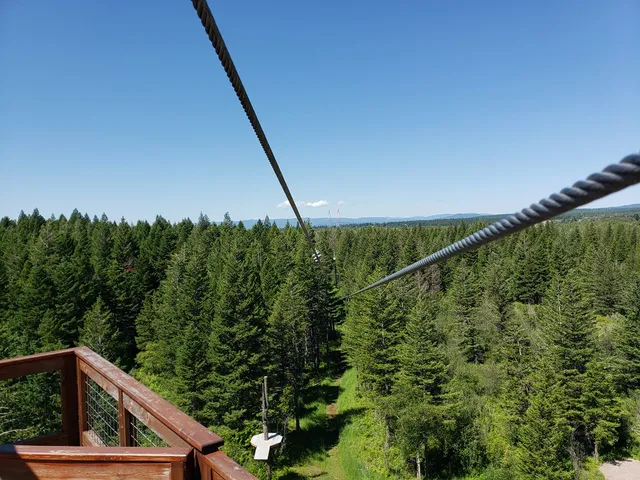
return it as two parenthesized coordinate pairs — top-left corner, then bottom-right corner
(600, 459), (640, 480)
(327, 404), (338, 418)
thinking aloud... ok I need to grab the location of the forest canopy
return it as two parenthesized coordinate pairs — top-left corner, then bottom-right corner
(1, 209), (639, 479)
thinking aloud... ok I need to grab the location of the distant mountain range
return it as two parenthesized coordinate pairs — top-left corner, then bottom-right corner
(240, 204), (640, 228)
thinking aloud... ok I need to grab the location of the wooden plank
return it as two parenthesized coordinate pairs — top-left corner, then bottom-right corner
(122, 394), (189, 448)
(76, 359), (87, 443)
(200, 451), (257, 480)
(0, 460), (175, 480)
(171, 461), (187, 480)
(123, 402), (133, 448)
(75, 347), (222, 453)
(196, 451), (214, 480)
(0, 446), (191, 479)
(13, 432), (68, 446)
(78, 360), (119, 401)
(118, 390), (127, 446)
(0, 348), (77, 381)
(60, 354), (80, 446)
(0, 445), (191, 462)
(82, 430), (106, 447)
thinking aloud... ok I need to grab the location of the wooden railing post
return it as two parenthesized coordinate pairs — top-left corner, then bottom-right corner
(118, 390), (132, 446)
(76, 357), (87, 445)
(60, 352), (80, 446)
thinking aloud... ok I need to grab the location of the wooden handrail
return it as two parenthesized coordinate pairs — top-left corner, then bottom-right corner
(0, 348), (77, 381)
(0, 445), (191, 462)
(74, 347), (224, 454)
(0, 348), (80, 445)
(199, 451), (259, 480)
(0, 347), (257, 480)
(0, 445), (191, 480)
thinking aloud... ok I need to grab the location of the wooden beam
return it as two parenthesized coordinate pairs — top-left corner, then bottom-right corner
(76, 359), (87, 445)
(122, 393), (189, 448)
(0, 348), (77, 381)
(75, 347), (223, 453)
(82, 430), (106, 447)
(78, 360), (119, 401)
(171, 460), (187, 480)
(60, 354), (80, 446)
(0, 460), (177, 480)
(199, 451), (257, 480)
(196, 451), (213, 480)
(0, 445), (192, 479)
(0, 445), (192, 462)
(118, 390), (127, 446)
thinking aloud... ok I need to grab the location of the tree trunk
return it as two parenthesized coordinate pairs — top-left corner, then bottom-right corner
(383, 417), (390, 472)
(295, 388), (301, 431)
(416, 450), (422, 479)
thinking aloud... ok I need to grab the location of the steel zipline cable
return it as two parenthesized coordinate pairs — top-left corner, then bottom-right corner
(191, 0), (320, 262)
(189, 2), (639, 287)
(347, 154), (640, 299)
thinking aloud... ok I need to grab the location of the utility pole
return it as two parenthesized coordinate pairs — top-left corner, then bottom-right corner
(262, 376), (269, 441)
(262, 377), (270, 479)
(251, 376), (282, 480)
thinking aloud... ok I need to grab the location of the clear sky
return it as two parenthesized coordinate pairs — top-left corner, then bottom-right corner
(1, 1), (638, 223)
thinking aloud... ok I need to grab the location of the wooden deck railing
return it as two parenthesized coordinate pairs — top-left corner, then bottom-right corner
(0, 347), (257, 480)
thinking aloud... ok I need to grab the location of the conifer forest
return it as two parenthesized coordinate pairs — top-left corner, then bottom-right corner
(1, 209), (640, 479)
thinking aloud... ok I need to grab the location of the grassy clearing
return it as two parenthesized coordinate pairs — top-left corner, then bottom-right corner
(335, 369), (391, 480)
(282, 368), (394, 479)
(279, 375), (344, 479)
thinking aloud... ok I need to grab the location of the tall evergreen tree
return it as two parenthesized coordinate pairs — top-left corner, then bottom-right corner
(449, 258), (483, 363)
(174, 321), (209, 422)
(393, 294), (449, 476)
(106, 220), (142, 368)
(79, 297), (117, 361)
(266, 273), (309, 430)
(206, 235), (266, 432)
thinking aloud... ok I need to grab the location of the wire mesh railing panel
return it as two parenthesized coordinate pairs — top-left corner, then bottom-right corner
(85, 376), (119, 446)
(129, 414), (168, 447)
(0, 372), (61, 444)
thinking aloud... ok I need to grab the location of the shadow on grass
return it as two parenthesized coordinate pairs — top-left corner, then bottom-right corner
(284, 385), (365, 466)
(277, 342), (357, 475)
(279, 471), (329, 480)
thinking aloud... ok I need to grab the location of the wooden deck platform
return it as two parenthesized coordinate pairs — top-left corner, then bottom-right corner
(0, 347), (256, 480)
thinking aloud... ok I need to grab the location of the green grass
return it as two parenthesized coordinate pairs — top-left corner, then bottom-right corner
(335, 369), (391, 480)
(281, 368), (396, 479)
(277, 375), (344, 479)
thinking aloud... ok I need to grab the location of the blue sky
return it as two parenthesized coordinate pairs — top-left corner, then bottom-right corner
(1, 1), (638, 223)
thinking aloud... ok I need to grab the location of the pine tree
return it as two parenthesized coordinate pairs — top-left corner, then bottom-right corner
(579, 244), (621, 316)
(90, 217), (113, 302)
(543, 275), (596, 455)
(266, 273), (309, 430)
(393, 294), (449, 475)
(614, 312), (640, 392)
(343, 267), (404, 398)
(72, 222), (96, 318)
(512, 233), (549, 304)
(583, 357), (622, 460)
(207, 235), (266, 432)
(517, 361), (573, 479)
(79, 297), (118, 361)
(449, 258), (483, 363)
(174, 321), (209, 422)
(106, 220), (142, 368)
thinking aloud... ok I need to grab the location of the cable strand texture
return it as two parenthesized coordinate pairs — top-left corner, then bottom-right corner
(348, 154), (640, 298)
(191, 0), (319, 262)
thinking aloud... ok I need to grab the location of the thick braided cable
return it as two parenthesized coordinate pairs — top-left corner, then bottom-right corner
(191, 0), (319, 262)
(348, 154), (640, 298)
